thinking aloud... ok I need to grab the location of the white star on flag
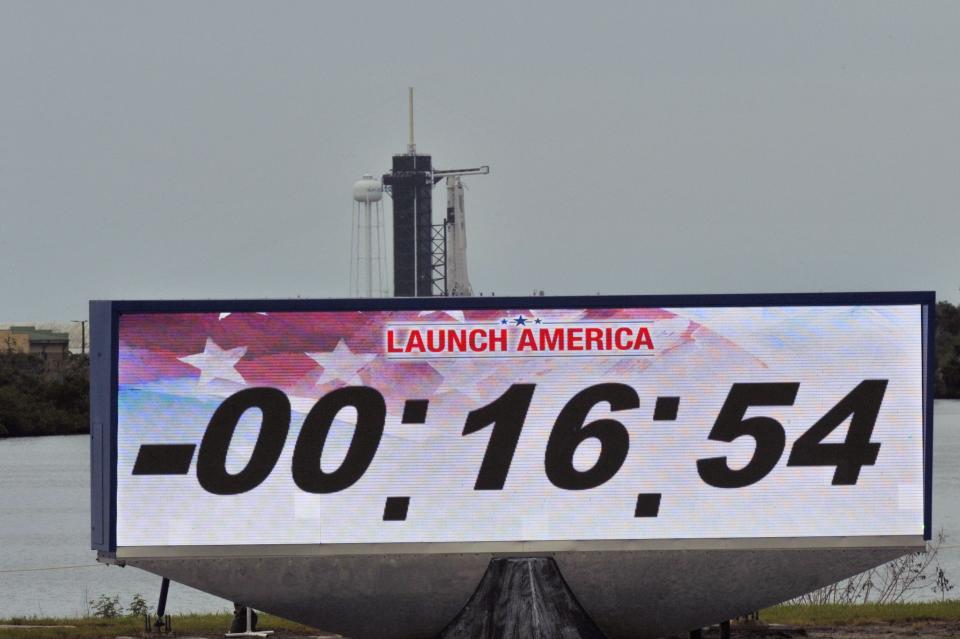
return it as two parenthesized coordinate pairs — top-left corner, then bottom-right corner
(306, 339), (376, 386)
(218, 312), (269, 320)
(179, 338), (247, 385)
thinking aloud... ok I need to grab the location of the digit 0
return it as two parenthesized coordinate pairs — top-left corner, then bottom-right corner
(196, 387), (291, 495)
(292, 386), (387, 493)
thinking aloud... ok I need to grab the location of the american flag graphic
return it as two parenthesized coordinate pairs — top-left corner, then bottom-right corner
(118, 306), (750, 418)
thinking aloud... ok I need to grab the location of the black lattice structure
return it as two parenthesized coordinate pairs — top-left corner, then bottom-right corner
(431, 223), (447, 297)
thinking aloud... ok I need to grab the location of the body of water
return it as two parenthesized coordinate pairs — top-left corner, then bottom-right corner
(2, 401), (959, 618)
(0, 434), (229, 618)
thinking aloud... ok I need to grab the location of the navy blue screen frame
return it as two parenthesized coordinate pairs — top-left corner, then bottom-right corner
(90, 291), (937, 553)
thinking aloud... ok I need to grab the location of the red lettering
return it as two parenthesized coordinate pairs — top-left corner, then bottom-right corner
(615, 327), (632, 350)
(448, 329), (466, 353)
(517, 328), (537, 351)
(633, 326), (654, 350)
(489, 329), (508, 352)
(426, 330), (445, 353)
(540, 328), (564, 351)
(469, 329), (487, 352)
(386, 329), (403, 353)
(406, 330), (425, 353)
(568, 328), (583, 351)
(585, 327), (603, 350)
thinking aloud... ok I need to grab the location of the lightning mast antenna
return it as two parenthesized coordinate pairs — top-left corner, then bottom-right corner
(407, 87), (416, 154)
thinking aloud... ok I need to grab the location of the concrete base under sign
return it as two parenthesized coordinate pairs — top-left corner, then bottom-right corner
(122, 545), (915, 639)
(437, 557), (604, 639)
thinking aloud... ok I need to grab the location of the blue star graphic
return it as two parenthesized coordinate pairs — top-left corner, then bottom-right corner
(514, 315), (527, 326)
(500, 318), (508, 325)
(534, 318), (542, 324)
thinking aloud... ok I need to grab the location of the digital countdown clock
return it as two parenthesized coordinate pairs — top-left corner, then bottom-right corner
(89, 292), (934, 639)
(91, 292), (933, 554)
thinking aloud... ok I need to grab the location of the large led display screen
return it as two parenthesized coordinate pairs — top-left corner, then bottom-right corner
(110, 300), (929, 549)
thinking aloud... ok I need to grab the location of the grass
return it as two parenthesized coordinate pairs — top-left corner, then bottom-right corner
(762, 600), (960, 626)
(0, 612), (322, 639)
(6, 603), (960, 638)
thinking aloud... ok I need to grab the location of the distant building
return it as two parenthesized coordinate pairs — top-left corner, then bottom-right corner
(0, 326), (70, 361)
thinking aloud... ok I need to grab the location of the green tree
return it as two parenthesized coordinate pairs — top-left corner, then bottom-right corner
(936, 301), (960, 399)
(0, 352), (89, 436)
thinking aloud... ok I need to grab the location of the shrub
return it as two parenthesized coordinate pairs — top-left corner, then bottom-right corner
(89, 594), (123, 619)
(128, 593), (152, 617)
(792, 530), (950, 605)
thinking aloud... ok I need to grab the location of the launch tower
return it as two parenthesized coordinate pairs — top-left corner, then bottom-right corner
(381, 90), (433, 296)
(382, 89), (487, 297)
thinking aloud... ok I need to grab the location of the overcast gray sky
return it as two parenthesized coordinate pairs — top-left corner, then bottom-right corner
(2, 1), (958, 321)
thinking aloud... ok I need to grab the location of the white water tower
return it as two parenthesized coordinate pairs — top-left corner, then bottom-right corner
(350, 174), (388, 297)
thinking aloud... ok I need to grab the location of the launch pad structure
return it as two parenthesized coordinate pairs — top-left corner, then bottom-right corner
(379, 88), (488, 298)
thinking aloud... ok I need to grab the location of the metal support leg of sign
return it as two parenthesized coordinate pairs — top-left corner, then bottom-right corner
(438, 557), (606, 639)
(225, 606), (272, 638)
(152, 577), (170, 633)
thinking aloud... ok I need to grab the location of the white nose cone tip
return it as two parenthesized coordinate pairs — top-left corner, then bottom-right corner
(353, 175), (383, 203)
